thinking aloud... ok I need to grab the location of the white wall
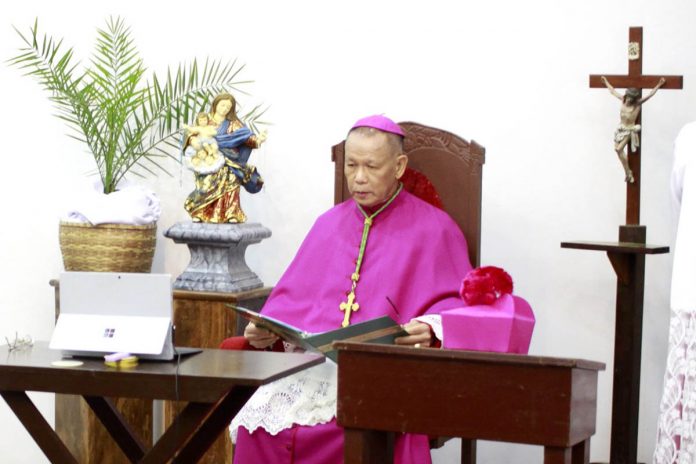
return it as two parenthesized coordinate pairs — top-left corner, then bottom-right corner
(1, 1), (692, 462)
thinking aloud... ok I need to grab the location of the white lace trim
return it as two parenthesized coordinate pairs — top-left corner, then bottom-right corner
(229, 357), (337, 443)
(654, 308), (696, 463)
(229, 316), (443, 443)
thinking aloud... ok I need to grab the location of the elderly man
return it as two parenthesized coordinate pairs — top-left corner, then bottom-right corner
(231, 115), (472, 464)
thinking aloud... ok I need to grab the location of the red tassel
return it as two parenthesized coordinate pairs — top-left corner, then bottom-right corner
(460, 266), (514, 306)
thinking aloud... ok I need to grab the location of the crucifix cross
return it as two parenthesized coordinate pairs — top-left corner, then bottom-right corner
(340, 291), (360, 327)
(589, 27), (683, 225)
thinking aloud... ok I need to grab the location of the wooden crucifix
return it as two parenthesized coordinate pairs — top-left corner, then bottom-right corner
(589, 27), (682, 225)
(563, 26), (681, 464)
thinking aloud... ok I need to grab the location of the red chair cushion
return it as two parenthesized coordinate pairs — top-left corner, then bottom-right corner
(219, 335), (284, 352)
(400, 167), (443, 209)
(219, 336), (252, 350)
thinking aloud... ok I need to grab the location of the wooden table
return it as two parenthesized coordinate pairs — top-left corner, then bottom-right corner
(336, 342), (605, 464)
(48, 280), (272, 463)
(0, 342), (323, 463)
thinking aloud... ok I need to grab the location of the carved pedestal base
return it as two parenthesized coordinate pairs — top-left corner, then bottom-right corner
(165, 222), (271, 293)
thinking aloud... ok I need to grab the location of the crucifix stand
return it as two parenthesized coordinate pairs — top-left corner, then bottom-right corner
(562, 27), (682, 464)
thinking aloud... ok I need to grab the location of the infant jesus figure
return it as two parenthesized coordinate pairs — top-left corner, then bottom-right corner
(183, 112), (225, 174)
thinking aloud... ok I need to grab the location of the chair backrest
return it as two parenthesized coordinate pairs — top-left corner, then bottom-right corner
(331, 121), (485, 267)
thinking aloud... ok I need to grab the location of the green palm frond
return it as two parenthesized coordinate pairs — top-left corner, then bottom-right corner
(8, 17), (266, 194)
(240, 104), (271, 135)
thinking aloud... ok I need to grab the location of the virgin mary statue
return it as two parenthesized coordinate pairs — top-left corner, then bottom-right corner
(183, 92), (266, 223)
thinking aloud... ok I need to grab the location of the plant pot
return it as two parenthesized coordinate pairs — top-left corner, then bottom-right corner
(59, 221), (157, 273)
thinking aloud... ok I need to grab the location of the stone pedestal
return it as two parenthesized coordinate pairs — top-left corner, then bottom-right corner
(165, 222), (271, 293)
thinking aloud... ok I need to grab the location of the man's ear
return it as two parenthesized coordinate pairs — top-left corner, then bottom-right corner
(395, 153), (408, 179)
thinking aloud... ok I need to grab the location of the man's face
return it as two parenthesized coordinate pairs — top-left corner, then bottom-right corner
(344, 131), (406, 208)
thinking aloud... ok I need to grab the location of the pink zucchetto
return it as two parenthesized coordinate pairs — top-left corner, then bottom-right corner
(351, 114), (405, 137)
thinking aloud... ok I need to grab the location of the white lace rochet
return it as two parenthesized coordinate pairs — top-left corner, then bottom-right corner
(229, 358), (338, 442)
(654, 310), (696, 463)
(654, 121), (696, 463)
(229, 315), (443, 442)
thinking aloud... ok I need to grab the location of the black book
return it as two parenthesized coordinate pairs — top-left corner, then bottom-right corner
(228, 305), (408, 362)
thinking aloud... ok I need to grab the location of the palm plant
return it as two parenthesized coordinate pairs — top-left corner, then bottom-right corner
(8, 17), (265, 194)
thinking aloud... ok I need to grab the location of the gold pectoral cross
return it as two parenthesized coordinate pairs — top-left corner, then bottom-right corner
(340, 290), (360, 327)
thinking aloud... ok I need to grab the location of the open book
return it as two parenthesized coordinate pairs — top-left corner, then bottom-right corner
(228, 305), (408, 362)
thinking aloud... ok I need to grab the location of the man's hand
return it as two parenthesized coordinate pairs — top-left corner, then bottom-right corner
(394, 319), (433, 347)
(244, 322), (279, 349)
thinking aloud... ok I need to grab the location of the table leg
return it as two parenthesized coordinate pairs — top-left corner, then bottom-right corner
(544, 446), (572, 464)
(139, 400), (214, 464)
(461, 439), (477, 464)
(138, 385), (254, 464)
(571, 439), (590, 464)
(83, 395), (148, 463)
(344, 428), (394, 464)
(172, 386), (255, 463)
(1, 390), (78, 464)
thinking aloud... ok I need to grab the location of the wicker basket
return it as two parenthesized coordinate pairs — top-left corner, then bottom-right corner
(59, 221), (157, 273)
